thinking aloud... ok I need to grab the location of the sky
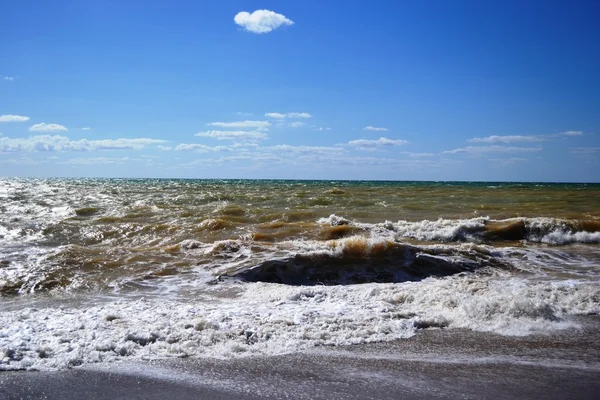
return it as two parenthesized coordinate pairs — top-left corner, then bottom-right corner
(1, 0), (599, 182)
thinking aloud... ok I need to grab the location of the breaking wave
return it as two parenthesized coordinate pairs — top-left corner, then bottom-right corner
(233, 237), (502, 285)
(327, 216), (600, 245)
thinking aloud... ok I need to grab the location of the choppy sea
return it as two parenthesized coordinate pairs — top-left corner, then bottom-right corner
(1, 178), (599, 370)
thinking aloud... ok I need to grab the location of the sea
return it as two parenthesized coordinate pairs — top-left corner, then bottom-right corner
(1, 178), (599, 370)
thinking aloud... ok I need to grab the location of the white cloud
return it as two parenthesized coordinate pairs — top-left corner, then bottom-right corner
(487, 157), (529, 165)
(562, 130), (583, 136)
(289, 122), (304, 128)
(174, 145), (447, 172)
(286, 112), (311, 119)
(469, 131), (584, 143)
(265, 112), (312, 119)
(316, 127), (332, 131)
(61, 157), (130, 165)
(0, 114), (30, 122)
(174, 144), (230, 152)
(3, 76), (15, 81)
(90, 138), (166, 150)
(348, 137), (408, 147)
(570, 147), (600, 156)
(208, 120), (271, 131)
(468, 135), (545, 144)
(265, 112), (285, 119)
(195, 130), (267, 140)
(330, 156), (439, 168)
(269, 144), (345, 155)
(363, 126), (389, 132)
(157, 145), (173, 151)
(29, 123), (68, 132)
(236, 112), (253, 116)
(0, 156), (40, 165)
(443, 146), (543, 155)
(234, 10), (294, 34)
(82, 127), (91, 131)
(0, 135), (166, 152)
(400, 151), (435, 158)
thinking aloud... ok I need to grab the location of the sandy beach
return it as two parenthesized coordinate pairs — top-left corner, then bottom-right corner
(2, 316), (599, 400)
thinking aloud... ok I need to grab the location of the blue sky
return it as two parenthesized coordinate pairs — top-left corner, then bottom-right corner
(1, 0), (599, 182)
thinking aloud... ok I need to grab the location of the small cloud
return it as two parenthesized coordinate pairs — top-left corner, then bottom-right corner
(236, 112), (253, 116)
(313, 126), (332, 131)
(286, 112), (311, 119)
(400, 151), (435, 158)
(469, 131), (584, 143)
(82, 127), (91, 131)
(174, 144), (230, 152)
(364, 126), (389, 132)
(195, 130), (267, 140)
(0, 114), (30, 122)
(348, 137), (408, 147)
(265, 112), (285, 119)
(234, 9), (294, 34)
(29, 123), (68, 132)
(570, 147), (600, 156)
(265, 112), (312, 119)
(158, 145), (173, 151)
(3, 76), (16, 81)
(468, 135), (545, 144)
(289, 122), (304, 128)
(61, 157), (130, 165)
(489, 157), (529, 165)
(269, 144), (345, 155)
(443, 146), (542, 155)
(208, 120), (271, 131)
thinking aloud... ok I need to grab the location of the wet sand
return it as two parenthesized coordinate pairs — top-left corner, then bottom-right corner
(2, 316), (599, 400)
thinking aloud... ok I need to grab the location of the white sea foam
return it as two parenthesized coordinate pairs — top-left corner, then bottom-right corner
(1, 273), (597, 370)
(384, 217), (487, 242)
(351, 215), (600, 245)
(538, 230), (600, 245)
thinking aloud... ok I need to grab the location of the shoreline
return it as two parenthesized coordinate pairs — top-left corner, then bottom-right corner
(2, 316), (599, 400)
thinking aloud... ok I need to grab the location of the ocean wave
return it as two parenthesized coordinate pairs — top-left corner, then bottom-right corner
(233, 237), (497, 285)
(4, 228), (599, 296)
(327, 215), (600, 245)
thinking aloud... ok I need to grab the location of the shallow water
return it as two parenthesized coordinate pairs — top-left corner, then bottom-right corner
(0, 178), (599, 370)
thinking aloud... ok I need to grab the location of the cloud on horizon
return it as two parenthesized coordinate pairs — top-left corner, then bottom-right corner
(468, 131), (584, 143)
(0, 135), (166, 152)
(468, 135), (546, 144)
(61, 157), (131, 165)
(443, 146), (543, 155)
